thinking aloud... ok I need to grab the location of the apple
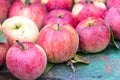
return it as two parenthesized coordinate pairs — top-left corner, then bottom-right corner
(37, 23), (79, 63)
(105, 7), (120, 40)
(1, 16), (39, 46)
(72, 0), (107, 22)
(43, 9), (78, 29)
(106, 0), (120, 8)
(40, 0), (73, 11)
(6, 41), (47, 80)
(0, 0), (10, 23)
(9, 0), (48, 30)
(76, 17), (110, 53)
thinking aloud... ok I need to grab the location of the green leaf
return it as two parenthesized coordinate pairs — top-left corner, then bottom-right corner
(0, 30), (3, 35)
(44, 62), (54, 73)
(0, 35), (7, 43)
(71, 54), (90, 64)
(110, 29), (119, 49)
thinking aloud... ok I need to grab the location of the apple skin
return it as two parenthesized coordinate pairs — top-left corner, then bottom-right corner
(106, 0), (120, 8)
(43, 9), (78, 29)
(0, 0), (10, 23)
(9, 0), (48, 30)
(40, 0), (73, 11)
(37, 23), (79, 63)
(72, 1), (107, 22)
(0, 42), (9, 67)
(105, 7), (120, 40)
(76, 17), (110, 53)
(1, 16), (39, 46)
(6, 42), (47, 80)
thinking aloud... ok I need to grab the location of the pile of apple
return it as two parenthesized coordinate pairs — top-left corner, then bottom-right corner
(0, 0), (120, 79)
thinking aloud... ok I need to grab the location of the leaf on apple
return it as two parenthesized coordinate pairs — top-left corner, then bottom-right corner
(44, 62), (54, 73)
(67, 54), (90, 73)
(110, 29), (119, 49)
(71, 54), (90, 64)
(0, 30), (7, 43)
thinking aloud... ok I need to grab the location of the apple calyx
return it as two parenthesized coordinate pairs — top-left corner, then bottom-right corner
(57, 14), (63, 18)
(16, 40), (26, 50)
(21, 0), (31, 5)
(14, 24), (22, 29)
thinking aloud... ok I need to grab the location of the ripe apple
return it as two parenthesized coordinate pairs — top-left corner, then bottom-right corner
(1, 16), (39, 46)
(37, 23), (79, 63)
(40, 0), (73, 11)
(72, 1), (107, 22)
(0, 0), (10, 23)
(106, 0), (120, 8)
(105, 7), (120, 40)
(76, 17), (110, 53)
(9, 0), (48, 30)
(6, 41), (47, 80)
(43, 9), (78, 29)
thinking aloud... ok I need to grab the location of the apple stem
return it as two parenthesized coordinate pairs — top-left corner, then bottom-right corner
(21, 0), (31, 5)
(16, 40), (25, 50)
(57, 24), (60, 30)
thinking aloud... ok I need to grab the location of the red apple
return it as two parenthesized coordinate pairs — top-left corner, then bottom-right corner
(43, 9), (78, 29)
(106, 0), (120, 8)
(6, 41), (47, 80)
(40, 0), (73, 11)
(0, 0), (10, 23)
(1, 16), (39, 46)
(76, 17), (110, 53)
(105, 7), (120, 40)
(72, 1), (107, 22)
(9, 0), (48, 30)
(37, 23), (79, 63)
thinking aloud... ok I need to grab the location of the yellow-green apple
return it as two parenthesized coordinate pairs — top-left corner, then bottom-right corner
(0, 0), (10, 23)
(105, 7), (120, 40)
(76, 17), (110, 53)
(72, 1), (107, 22)
(43, 9), (78, 29)
(106, 0), (120, 8)
(6, 41), (47, 80)
(9, 0), (48, 30)
(1, 16), (39, 46)
(37, 23), (79, 63)
(40, 0), (73, 11)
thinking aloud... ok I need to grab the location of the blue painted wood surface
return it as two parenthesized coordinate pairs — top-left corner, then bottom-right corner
(41, 41), (120, 80)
